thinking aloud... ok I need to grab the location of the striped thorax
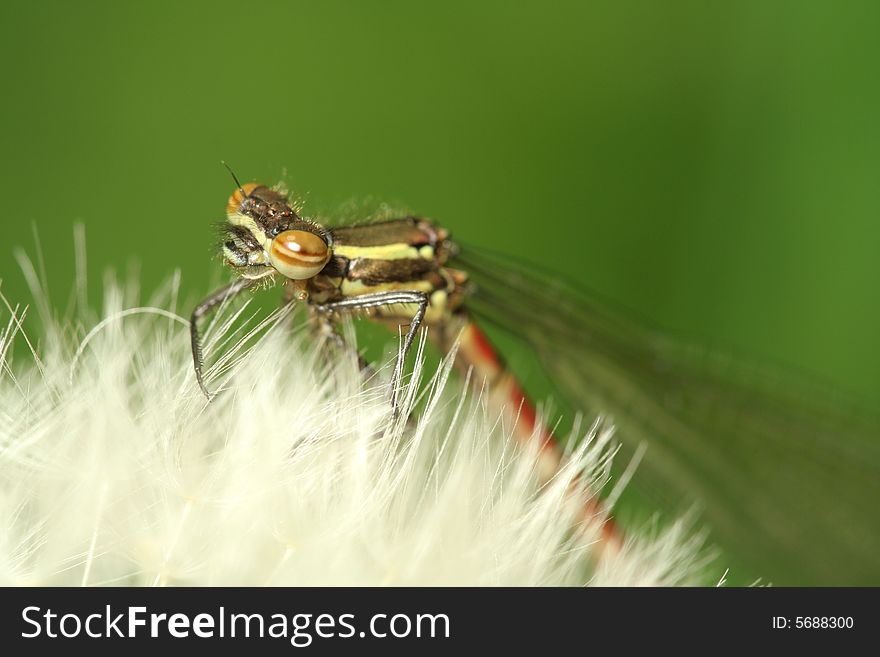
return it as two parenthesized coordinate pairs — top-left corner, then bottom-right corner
(220, 182), (467, 322)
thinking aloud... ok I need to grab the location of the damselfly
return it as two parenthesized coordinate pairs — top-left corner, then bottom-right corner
(191, 176), (880, 585)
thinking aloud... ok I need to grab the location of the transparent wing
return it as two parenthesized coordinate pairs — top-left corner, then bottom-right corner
(455, 245), (880, 584)
(312, 197), (416, 228)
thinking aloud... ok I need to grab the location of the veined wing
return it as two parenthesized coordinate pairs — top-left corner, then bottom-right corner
(455, 245), (880, 585)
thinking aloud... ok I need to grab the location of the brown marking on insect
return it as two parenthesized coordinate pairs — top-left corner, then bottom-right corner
(347, 257), (436, 286)
(272, 230), (328, 266)
(332, 218), (437, 248)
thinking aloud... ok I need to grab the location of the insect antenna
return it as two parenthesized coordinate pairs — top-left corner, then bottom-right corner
(221, 160), (248, 199)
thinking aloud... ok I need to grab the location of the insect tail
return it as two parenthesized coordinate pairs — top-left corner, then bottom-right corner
(441, 311), (623, 556)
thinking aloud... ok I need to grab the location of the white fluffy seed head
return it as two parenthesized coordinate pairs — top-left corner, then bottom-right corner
(0, 258), (710, 586)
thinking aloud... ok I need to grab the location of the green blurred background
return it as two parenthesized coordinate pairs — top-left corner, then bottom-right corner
(2, 1), (879, 584)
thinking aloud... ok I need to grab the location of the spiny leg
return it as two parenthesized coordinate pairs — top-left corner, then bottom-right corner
(279, 278), (370, 375)
(190, 278), (255, 400)
(316, 290), (429, 415)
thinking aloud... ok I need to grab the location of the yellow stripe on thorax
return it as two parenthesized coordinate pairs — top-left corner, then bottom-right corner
(333, 243), (434, 261)
(340, 279), (435, 296)
(338, 280), (450, 324)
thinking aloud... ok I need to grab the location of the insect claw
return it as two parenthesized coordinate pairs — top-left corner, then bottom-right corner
(196, 376), (215, 402)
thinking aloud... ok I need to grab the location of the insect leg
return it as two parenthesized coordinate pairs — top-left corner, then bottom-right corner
(190, 278), (255, 400)
(306, 303), (377, 382)
(316, 291), (430, 414)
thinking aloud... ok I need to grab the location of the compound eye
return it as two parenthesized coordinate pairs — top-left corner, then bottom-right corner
(226, 182), (263, 217)
(269, 230), (330, 280)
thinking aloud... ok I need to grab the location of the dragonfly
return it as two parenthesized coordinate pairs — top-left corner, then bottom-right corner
(191, 176), (880, 585)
